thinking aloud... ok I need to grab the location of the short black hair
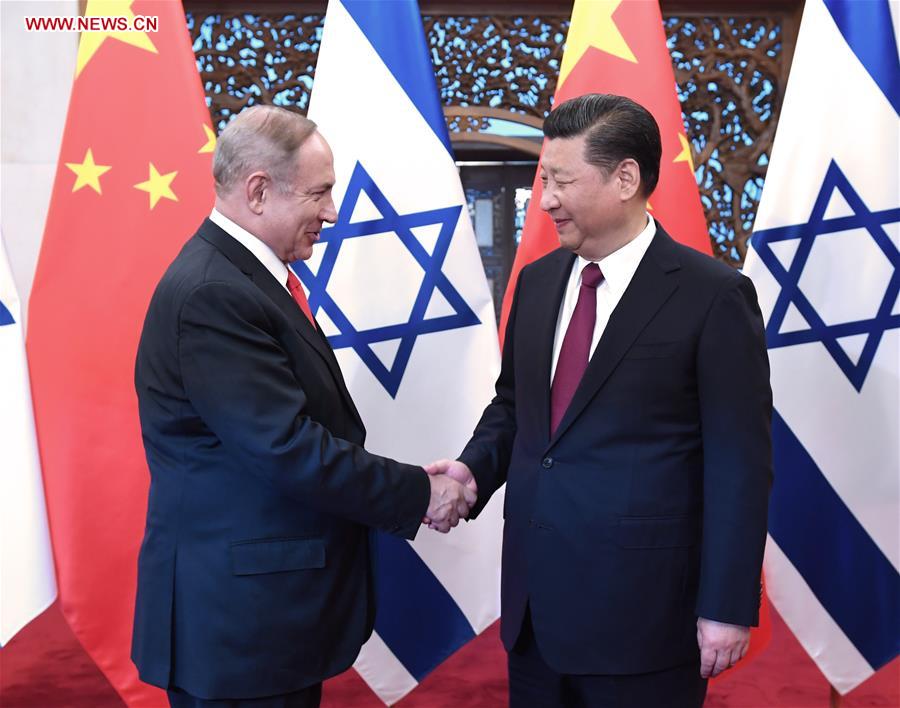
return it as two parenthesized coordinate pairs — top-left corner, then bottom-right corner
(543, 94), (662, 197)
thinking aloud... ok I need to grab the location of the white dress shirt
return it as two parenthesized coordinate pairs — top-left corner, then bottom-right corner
(550, 216), (657, 384)
(209, 208), (297, 291)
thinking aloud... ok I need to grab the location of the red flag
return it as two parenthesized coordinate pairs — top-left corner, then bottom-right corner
(498, 0), (772, 667)
(500, 0), (710, 340)
(26, 1), (214, 704)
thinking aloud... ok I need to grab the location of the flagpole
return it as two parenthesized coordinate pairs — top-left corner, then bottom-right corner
(829, 685), (842, 708)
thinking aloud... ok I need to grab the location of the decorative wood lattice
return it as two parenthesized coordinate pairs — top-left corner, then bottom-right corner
(424, 15), (567, 126)
(667, 17), (787, 265)
(186, 11), (793, 267)
(188, 13), (322, 123)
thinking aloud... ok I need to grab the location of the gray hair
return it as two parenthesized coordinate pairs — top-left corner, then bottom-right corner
(213, 105), (318, 196)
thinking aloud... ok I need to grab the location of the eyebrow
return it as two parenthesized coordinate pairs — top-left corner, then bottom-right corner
(540, 164), (574, 178)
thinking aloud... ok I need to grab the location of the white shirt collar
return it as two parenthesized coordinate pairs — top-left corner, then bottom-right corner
(575, 214), (656, 294)
(209, 208), (290, 290)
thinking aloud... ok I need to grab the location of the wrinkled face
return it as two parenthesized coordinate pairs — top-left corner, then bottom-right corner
(262, 132), (337, 262)
(539, 134), (625, 257)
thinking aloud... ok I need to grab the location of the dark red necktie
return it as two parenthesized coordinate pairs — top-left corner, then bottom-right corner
(286, 270), (315, 327)
(550, 262), (604, 435)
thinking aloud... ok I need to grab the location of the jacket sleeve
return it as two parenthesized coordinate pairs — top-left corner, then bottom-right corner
(176, 281), (430, 539)
(458, 271), (523, 517)
(694, 271), (773, 626)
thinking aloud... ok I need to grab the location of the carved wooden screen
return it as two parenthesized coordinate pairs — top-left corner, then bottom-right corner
(185, 3), (800, 268)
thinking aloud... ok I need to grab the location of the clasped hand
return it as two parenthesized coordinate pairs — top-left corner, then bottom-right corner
(422, 459), (477, 533)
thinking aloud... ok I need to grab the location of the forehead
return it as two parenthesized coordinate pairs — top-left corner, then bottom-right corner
(541, 134), (590, 174)
(294, 132), (335, 187)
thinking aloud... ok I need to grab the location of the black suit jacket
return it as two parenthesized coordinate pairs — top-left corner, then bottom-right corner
(460, 224), (772, 675)
(132, 219), (430, 699)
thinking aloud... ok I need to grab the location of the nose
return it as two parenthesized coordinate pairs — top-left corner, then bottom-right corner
(321, 196), (338, 224)
(540, 183), (559, 212)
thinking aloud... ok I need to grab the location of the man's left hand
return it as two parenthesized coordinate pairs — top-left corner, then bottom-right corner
(697, 617), (750, 678)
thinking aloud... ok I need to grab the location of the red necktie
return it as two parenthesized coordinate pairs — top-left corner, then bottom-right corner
(286, 270), (315, 327)
(550, 262), (604, 435)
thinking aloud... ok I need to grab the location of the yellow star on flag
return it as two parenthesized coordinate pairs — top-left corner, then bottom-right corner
(65, 148), (112, 194)
(558, 0), (637, 88)
(134, 163), (178, 209)
(674, 133), (695, 173)
(76, 0), (158, 78)
(198, 124), (217, 154)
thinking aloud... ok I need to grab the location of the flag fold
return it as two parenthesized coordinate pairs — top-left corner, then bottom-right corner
(305, 0), (503, 703)
(0, 233), (57, 648)
(745, 0), (900, 693)
(26, 1), (215, 703)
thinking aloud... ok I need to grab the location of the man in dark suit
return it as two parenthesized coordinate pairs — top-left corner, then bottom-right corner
(132, 105), (475, 708)
(430, 94), (772, 706)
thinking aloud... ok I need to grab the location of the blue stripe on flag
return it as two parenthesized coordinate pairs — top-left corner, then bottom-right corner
(373, 533), (475, 680)
(823, 0), (900, 114)
(341, 0), (453, 155)
(768, 410), (900, 670)
(0, 299), (14, 326)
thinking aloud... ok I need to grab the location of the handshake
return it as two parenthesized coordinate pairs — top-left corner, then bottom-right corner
(423, 459), (477, 533)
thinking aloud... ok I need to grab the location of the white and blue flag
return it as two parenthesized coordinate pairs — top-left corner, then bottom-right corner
(304, 0), (503, 702)
(0, 231), (57, 646)
(744, 0), (899, 694)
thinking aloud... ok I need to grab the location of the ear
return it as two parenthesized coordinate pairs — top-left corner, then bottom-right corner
(246, 171), (269, 215)
(616, 158), (641, 201)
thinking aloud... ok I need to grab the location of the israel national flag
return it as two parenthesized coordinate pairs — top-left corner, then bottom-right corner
(303, 0), (503, 702)
(0, 231), (57, 646)
(743, 0), (899, 694)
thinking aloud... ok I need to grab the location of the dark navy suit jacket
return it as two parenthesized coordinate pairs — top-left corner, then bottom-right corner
(460, 224), (772, 675)
(132, 219), (429, 699)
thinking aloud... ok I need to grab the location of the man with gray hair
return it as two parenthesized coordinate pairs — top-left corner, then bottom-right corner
(131, 105), (475, 708)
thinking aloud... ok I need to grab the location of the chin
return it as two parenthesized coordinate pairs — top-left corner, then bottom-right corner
(557, 232), (582, 253)
(289, 244), (314, 262)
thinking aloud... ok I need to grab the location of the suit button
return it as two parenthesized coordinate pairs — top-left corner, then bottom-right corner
(542, 457), (553, 469)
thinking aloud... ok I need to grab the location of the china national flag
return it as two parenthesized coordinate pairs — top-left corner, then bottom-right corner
(499, 0), (771, 667)
(26, 1), (214, 704)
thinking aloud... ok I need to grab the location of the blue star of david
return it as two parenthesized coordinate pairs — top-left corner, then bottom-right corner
(752, 160), (900, 391)
(0, 299), (14, 326)
(293, 161), (480, 398)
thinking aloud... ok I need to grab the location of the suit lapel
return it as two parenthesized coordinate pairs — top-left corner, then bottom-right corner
(197, 220), (365, 432)
(548, 228), (682, 447)
(528, 249), (577, 446)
